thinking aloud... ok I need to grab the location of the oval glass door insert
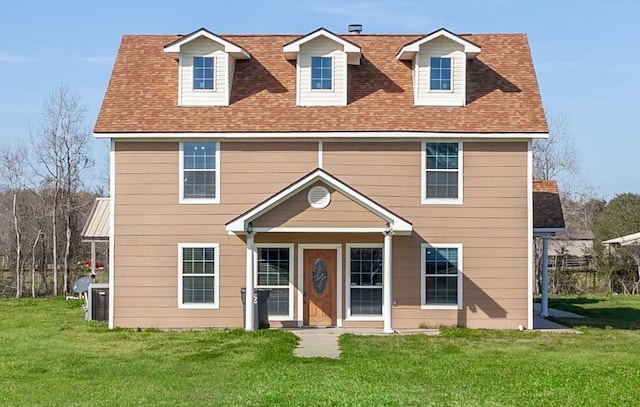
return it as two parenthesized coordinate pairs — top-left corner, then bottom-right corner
(312, 258), (328, 295)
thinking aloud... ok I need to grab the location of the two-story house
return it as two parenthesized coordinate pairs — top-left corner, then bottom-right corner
(94, 26), (549, 331)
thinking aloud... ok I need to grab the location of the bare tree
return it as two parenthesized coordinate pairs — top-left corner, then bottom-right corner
(30, 230), (43, 297)
(533, 112), (601, 227)
(532, 112), (602, 294)
(0, 144), (28, 297)
(32, 84), (94, 296)
(533, 113), (578, 181)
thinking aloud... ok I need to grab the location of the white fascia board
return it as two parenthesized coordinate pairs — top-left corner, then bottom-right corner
(251, 227), (411, 234)
(94, 131), (549, 140)
(397, 28), (481, 60)
(225, 169), (412, 234)
(283, 28), (360, 64)
(164, 29), (250, 59)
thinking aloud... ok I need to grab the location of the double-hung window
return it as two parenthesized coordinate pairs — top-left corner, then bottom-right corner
(347, 245), (383, 318)
(180, 141), (219, 203)
(311, 56), (332, 90)
(421, 244), (462, 309)
(422, 142), (462, 204)
(256, 245), (293, 319)
(430, 57), (451, 91)
(178, 244), (219, 309)
(193, 56), (214, 90)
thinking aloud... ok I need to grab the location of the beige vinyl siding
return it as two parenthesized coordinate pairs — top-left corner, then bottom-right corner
(222, 142), (317, 207)
(298, 37), (347, 106)
(112, 141), (317, 329)
(112, 139), (529, 330)
(415, 37), (466, 106)
(253, 185), (385, 229)
(179, 38), (229, 106)
(323, 141), (529, 329)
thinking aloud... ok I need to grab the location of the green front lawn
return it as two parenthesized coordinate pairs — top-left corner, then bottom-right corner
(548, 294), (640, 329)
(1, 297), (639, 405)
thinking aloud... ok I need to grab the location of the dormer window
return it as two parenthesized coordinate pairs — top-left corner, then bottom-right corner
(397, 28), (480, 107)
(311, 56), (332, 90)
(193, 57), (214, 90)
(430, 57), (451, 91)
(283, 28), (361, 107)
(164, 28), (249, 106)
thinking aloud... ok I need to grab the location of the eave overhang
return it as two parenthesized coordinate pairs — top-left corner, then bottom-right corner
(225, 168), (412, 235)
(164, 27), (250, 60)
(283, 27), (361, 65)
(396, 28), (481, 61)
(94, 131), (550, 140)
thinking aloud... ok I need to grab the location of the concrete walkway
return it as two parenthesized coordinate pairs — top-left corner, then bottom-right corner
(288, 327), (439, 359)
(287, 305), (587, 358)
(533, 303), (585, 332)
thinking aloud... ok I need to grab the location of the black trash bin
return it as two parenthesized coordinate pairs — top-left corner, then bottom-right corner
(240, 288), (270, 329)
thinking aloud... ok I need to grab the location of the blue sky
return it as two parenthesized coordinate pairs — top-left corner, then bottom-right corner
(0, 0), (638, 199)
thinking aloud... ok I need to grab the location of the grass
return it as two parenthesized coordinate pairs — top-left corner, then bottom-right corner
(547, 294), (640, 329)
(0, 298), (639, 405)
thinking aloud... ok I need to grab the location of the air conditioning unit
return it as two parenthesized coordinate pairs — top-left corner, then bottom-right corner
(87, 283), (109, 322)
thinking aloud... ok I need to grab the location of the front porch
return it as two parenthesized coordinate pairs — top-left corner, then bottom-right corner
(225, 168), (413, 333)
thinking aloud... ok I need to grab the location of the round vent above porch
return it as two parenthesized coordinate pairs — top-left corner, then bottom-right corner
(308, 186), (331, 209)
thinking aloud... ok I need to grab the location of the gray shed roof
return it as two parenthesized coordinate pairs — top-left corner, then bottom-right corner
(82, 197), (110, 241)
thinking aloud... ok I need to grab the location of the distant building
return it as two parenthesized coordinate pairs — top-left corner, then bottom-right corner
(550, 229), (595, 268)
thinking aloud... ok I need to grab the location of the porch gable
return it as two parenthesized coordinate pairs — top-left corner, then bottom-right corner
(225, 168), (412, 235)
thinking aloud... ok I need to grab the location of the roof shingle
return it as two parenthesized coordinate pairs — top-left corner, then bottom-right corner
(533, 180), (565, 230)
(95, 31), (547, 134)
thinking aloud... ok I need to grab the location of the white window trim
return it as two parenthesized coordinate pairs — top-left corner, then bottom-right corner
(254, 243), (295, 321)
(345, 243), (384, 321)
(421, 243), (463, 310)
(310, 55), (334, 92)
(179, 141), (220, 204)
(177, 243), (220, 309)
(428, 56), (454, 93)
(192, 56), (217, 92)
(421, 141), (463, 205)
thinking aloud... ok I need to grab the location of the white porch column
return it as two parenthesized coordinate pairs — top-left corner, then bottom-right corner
(245, 232), (256, 331)
(383, 229), (394, 333)
(540, 234), (550, 317)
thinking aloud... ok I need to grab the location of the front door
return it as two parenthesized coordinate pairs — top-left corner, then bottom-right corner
(303, 249), (337, 326)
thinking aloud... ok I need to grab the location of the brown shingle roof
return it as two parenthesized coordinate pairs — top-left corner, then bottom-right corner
(533, 180), (565, 230)
(94, 32), (547, 134)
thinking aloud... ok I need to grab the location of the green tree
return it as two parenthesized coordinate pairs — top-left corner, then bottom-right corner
(593, 193), (640, 294)
(593, 193), (640, 241)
